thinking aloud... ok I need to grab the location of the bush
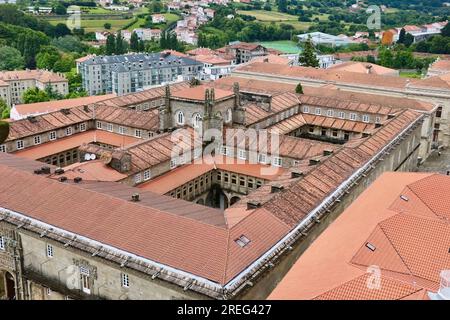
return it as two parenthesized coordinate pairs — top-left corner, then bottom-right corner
(0, 121), (10, 144)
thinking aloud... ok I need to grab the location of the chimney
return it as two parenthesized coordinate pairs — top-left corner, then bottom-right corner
(291, 170), (304, 178)
(247, 200), (261, 210)
(58, 176), (68, 182)
(74, 177), (83, 183)
(41, 166), (51, 174)
(365, 64), (373, 74)
(54, 168), (65, 175)
(271, 184), (284, 193)
(323, 149), (333, 156)
(309, 159), (320, 166)
(131, 193), (140, 202)
(387, 114), (395, 119)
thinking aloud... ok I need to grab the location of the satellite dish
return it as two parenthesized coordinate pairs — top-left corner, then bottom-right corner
(90, 154), (97, 161)
(84, 154), (91, 161)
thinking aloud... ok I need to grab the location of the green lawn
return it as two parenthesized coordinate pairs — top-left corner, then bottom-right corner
(258, 40), (300, 54)
(237, 10), (298, 21)
(49, 18), (135, 32)
(399, 71), (422, 79)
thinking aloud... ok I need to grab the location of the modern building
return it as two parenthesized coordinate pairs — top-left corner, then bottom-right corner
(0, 70), (68, 107)
(78, 52), (203, 95)
(297, 32), (355, 47)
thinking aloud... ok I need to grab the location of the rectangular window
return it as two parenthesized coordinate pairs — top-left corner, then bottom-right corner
(46, 288), (52, 296)
(0, 145), (5, 153)
(375, 116), (381, 124)
(327, 109), (334, 117)
(121, 274), (130, 288)
(170, 159), (177, 169)
(96, 121), (102, 129)
(66, 127), (73, 136)
(34, 135), (41, 145)
(107, 123), (113, 132)
(221, 146), (228, 156)
(238, 149), (246, 160)
(315, 108), (321, 115)
(80, 266), (91, 294)
(0, 236), (4, 250)
(135, 129), (142, 138)
(303, 106), (309, 113)
(16, 140), (24, 150)
(134, 173), (142, 184)
(49, 131), (57, 141)
(119, 126), (126, 135)
(46, 244), (54, 258)
(80, 123), (87, 132)
(258, 153), (267, 164)
(143, 170), (151, 181)
(338, 112), (345, 119)
(349, 113), (357, 121)
(272, 157), (283, 167)
(362, 115), (370, 123)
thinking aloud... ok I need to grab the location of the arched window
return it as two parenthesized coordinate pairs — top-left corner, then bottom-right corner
(226, 108), (233, 123)
(192, 113), (202, 128)
(176, 111), (185, 125)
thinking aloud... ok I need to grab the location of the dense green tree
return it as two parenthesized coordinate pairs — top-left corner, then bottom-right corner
(404, 33), (414, 47)
(104, 23), (112, 30)
(295, 83), (304, 94)
(397, 28), (406, 44)
(22, 88), (50, 104)
(116, 31), (126, 54)
(0, 99), (9, 120)
(52, 36), (87, 53)
(277, 0), (288, 13)
(54, 23), (72, 38)
(53, 3), (67, 15)
(378, 48), (395, 68)
(36, 46), (60, 70)
(106, 34), (116, 55)
(0, 46), (24, 70)
(130, 31), (139, 52)
(53, 55), (74, 73)
(0, 119), (9, 143)
(298, 36), (319, 67)
(441, 22), (450, 37)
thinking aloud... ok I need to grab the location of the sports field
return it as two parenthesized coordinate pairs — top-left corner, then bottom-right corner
(258, 40), (300, 54)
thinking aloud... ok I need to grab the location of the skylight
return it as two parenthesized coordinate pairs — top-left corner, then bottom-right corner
(365, 242), (376, 252)
(400, 195), (409, 201)
(235, 235), (251, 248)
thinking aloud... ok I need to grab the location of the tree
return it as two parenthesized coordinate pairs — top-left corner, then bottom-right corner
(52, 36), (86, 53)
(0, 46), (24, 70)
(36, 46), (60, 70)
(22, 88), (50, 104)
(441, 22), (450, 37)
(116, 31), (125, 54)
(397, 28), (406, 44)
(404, 33), (414, 47)
(104, 23), (112, 30)
(53, 55), (74, 73)
(277, 0), (288, 13)
(106, 34), (116, 55)
(54, 23), (72, 38)
(54, 3), (67, 15)
(0, 99), (9, 119)
(298, 36), (319, 67)
(0, 120), (9, 144)
(130, 31), (139, 52)
(295, 83), (303, 94)
(378, 47), (394, 68)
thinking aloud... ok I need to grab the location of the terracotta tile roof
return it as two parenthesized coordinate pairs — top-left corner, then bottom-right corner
(192, 54), (231, 66)
(0, 151), (57, 173)
(97, 82), (189, 108)
(411, 73), (450, 90)
(234, 62), (410, 89)
(212, 76), (296, 95)
(224, 128), (337, 160)
(250, 54), (291, 65)
(328, 61), (398, 76)
(52, 160), (128, 182)
(187, 48), (218, 56)
(7, 106), (93, 141)
(94, 105), (160, 131)
(269, 113), (376, 135)
(121, 127), (200, 174)
(0, 69), (67, 83)
(269, 172), (450, 300)
(12, 130), (139, 160)
(13, 94), (115, 119)
(428, 59), (450, 72)
(0, 162), (290, 286)
(172, 85), (234, 101)
(228, 42), (263, 51)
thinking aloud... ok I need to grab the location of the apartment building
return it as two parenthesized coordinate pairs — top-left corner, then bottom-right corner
(78, 52), (203, 95)
(0, 70), (68, 107)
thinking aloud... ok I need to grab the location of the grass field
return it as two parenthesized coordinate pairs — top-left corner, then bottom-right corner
(237, 10), (329, 31)
(399, 71), (422, 79)
(258, 40), (300, 53)
(49, 18), (135, 32)
(237, 10), (298, 21)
